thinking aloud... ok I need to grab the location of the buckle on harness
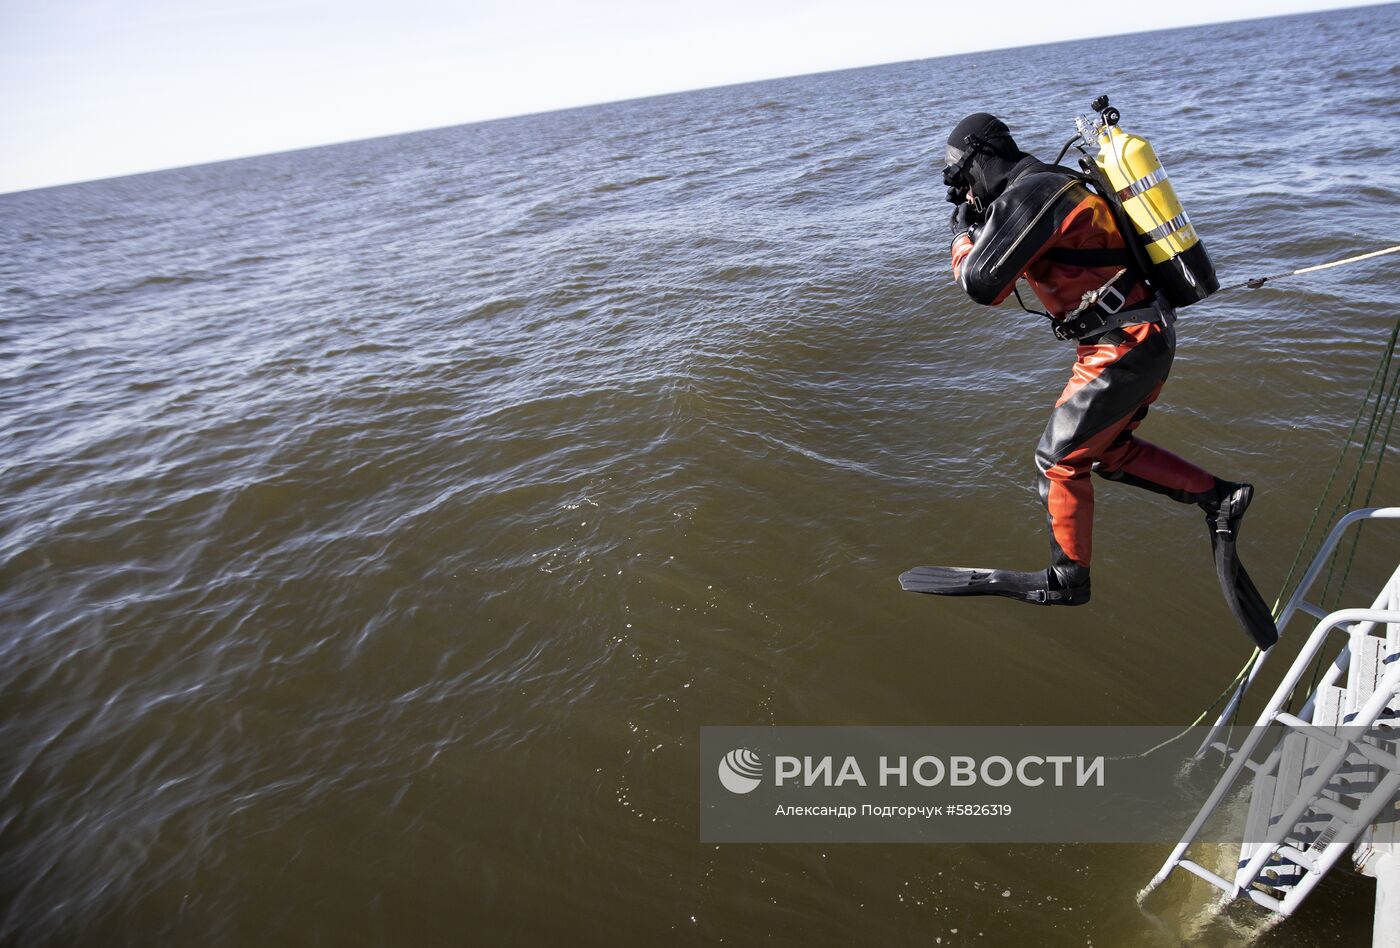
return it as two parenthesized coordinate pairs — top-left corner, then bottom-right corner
(1052, 269), (1143, 341)
(1074, 269), (1128, 318)
(1097, 284), (1126, 315)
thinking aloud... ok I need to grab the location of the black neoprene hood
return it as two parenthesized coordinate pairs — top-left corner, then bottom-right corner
(943, 112), (1013, 168)
(944, 112), (1032, 205)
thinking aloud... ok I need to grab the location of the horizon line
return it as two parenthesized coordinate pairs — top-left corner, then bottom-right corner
(2, 0), (1392, 198)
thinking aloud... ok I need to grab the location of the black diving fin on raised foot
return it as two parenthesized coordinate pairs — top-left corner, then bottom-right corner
(898, 565), (1091, 606)
(1204, 482), (1279, 650)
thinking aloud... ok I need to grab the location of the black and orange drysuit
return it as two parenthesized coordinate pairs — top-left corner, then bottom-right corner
(950, 159), (1219, 571)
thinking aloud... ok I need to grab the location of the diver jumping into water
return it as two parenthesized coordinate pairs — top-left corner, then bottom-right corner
(899, 109), (1278, 650)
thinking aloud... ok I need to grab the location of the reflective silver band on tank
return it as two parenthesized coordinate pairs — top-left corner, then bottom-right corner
(1144, 212), (1191, 244)
(1116, 166), (1169, 201)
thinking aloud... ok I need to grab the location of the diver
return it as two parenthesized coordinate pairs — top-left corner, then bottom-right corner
(899, 111), (1278, 650)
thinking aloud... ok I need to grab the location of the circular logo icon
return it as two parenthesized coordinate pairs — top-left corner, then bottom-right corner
(718, 748), (763, 794)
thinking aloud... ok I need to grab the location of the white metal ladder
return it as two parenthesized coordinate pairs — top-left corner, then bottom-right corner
(1140, 507), (1400, 935)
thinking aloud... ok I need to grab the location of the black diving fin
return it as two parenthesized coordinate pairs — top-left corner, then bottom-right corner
(898, 565), (1091, 606)
(1205, 483), (1279, 650)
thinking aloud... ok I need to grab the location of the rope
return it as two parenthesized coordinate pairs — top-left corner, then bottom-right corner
(1334, 351), (1400, 582)
(1315, 322), (1399, 607)
(1109, 651), (1260, 761)
(1292, 320), (1400, 709)
(1223, 243), (1400, 292)
(1271, 317), (1400, 621)
(1318, 333), (1400, 605)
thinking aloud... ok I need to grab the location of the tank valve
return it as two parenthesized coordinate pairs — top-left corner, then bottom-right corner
(1091, 94), (1120, 126)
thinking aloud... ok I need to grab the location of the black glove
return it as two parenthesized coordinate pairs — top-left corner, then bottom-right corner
(945, 185), (965, 205)
(950, 201), (981, 237)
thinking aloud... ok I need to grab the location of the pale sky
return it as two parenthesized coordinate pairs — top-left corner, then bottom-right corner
(0, 0), (1388, 194)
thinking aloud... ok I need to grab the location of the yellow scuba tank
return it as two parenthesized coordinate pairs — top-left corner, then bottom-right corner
(1073, 96), (1219, 307)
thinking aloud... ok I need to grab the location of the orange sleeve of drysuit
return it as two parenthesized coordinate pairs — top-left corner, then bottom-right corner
(950, 232), (975, 284)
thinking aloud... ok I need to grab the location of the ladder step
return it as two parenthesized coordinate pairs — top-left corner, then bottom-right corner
(1244, 885), (1285, 913)
(1276, 712), (1347, 751)
(1276, 844), (1319, 873)
(1304, 688), (1349, 811)
(1309, 685), (1346, 728)
(1297, 686), (1382, 808)
(1307, 794), (1356, 821)
(1241, 772), (1277, 868)
(1352, 739), (1400, 772)
(1209, 741), (1264, 773)
(1298, 601), (1330, 620)
(1345, 631), (1385, 717)
(1178, 858), (1234, 893)
(1270, 732), (1309, 826)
